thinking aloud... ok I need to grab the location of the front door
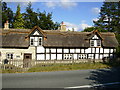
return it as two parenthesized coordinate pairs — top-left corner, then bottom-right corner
(23, 53), (32, 68)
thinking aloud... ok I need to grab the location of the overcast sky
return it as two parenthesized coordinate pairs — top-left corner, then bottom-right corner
(5, 0), (104, 31)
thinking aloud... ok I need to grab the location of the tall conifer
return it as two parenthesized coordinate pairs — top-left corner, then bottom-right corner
(13, 4), (25, 29)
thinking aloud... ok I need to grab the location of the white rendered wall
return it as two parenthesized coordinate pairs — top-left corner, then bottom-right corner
(51, 48), (56, 53)
(76, 49), (80, 53)
(81, 49), (84, 53)
(57, 49), (62, 53)
(46, 54), (50, 60)
(92, 35), (99, 39)
(33, 30), (40, 35)
(37, 46), (45, 53)
(57, 54), (62, 60)
(37, 54), (44, 60)
(70, 49), (74, 53)
(100, 48), (103, 53)
(85, 48), (91, 53)
(46, 48), (49, 53)
(74, 54), (77, 59)
(0, 47), (36, 61)
(64, 49), (69, 53)
(96, 48), (99, 53)
(51, 54), (56, 60)
(104, 49), (109, 53)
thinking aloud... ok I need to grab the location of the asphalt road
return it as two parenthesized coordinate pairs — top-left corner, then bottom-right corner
(2, 68), (120, 89)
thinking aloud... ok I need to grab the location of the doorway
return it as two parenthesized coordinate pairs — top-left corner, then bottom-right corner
(23, 53), (32, 68)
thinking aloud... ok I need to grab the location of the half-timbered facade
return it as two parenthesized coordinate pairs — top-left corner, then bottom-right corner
(0, 23), (119, 62)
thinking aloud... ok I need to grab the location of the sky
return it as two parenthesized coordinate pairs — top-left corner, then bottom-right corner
(5, 0), (104, 31)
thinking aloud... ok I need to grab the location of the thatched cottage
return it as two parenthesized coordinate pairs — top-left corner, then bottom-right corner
(0, 21), (119, 63)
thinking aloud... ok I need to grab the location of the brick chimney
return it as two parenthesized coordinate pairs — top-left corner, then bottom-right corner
(60, 21), (66, 31)
(4, 21), (9, 29)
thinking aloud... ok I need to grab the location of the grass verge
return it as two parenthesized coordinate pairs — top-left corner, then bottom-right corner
(27, 62), (110, 72)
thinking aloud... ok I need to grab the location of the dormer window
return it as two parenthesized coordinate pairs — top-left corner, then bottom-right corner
(90, 40), (101, 47)
(30, 37), (42, 46)
(90, 34), (101, 47)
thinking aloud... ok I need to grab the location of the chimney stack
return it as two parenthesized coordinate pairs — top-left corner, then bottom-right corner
(4, 21), (9, 29)
(59, 21), (66, 31)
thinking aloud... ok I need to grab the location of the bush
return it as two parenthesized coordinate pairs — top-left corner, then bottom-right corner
(116, 46), (120, 57)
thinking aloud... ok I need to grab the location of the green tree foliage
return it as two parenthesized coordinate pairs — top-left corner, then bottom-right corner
(23, 2), (38, 29)
(94, 1), (120, 33)
(82, 27), (107, 32)
(23, 2), (59, 29)
(115, 33), (120, 57)
(37, 11), (60, 30)
(2, 2), (14, 28)
(13, 4), (25, 29)
(93, 1), (120, 57)
(2, 2), (59, 30)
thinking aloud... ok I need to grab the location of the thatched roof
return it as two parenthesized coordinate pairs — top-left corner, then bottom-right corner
(0, 29), (29, 48)
(0, 27), (119, 48)
(43, 30), (118, 48)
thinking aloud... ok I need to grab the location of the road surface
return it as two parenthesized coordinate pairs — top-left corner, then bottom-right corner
(2, 67), (120, 89)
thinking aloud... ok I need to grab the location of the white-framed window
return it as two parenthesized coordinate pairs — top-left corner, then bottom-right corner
(64, 54), (73, 60)
(90, 40), (94, 47)
(90, 40), (101, 47)
(6, 53), (13, 60)
(78, 54), (87, 59)
(30, 37), (42, 46)
(97, 40), (101, 47)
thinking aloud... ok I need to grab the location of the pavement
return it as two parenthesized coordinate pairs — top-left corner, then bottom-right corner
(1, 67), (120, 89)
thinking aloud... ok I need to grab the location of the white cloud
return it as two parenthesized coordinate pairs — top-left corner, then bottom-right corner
(80, 23), (91, 30)
(60, 0), (77, 9)
(92, 18), (99, 22)
(91, 7), (100, 14)
(64, 22), (78, 31)
(81, 20), (86, 24)
(44, 0), (77, 9)
(45, 2), (56, 8)
(3, 0), (106, 2)
(64, 21), (91, 31)
(3, 0), (40, 2)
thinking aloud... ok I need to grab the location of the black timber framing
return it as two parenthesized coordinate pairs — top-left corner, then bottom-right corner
(35, 46), (37, 60)
(36, 53), (115, 54)
(49, 48), (51, 60)
(56, 48), (57, 60)
(36, 47), (115, 60)
(62, 48), (64, 60)
(44, 48), (46, 60)
(99, 48), (100, 59)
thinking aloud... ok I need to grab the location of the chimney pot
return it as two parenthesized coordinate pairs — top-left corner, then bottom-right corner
(60, 21), (66, 31)
(4, 20), (9, 30)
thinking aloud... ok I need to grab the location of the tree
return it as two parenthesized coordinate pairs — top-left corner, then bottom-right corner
(37, 11), (60, 30)
(13, 4), (25, 29)
(94, 1), (120, 33)
(82, 27), (107, 32)
(23, 2), (38, 29)
(2, 2), (14, 28)
(94, 1), (120, 58)
(23, 2), (60, 29)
